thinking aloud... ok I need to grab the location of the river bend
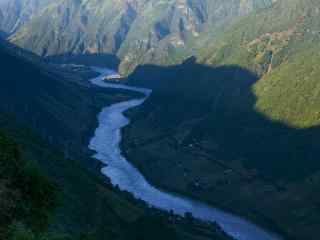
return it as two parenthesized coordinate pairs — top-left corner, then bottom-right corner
(89, 67), (283, 240)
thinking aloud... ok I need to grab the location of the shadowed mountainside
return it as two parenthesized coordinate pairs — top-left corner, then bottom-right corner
(47, 52), (121, 70)
(0, 38), (134, 163)
(0, 40), (232, 240)
(0, 30), (7, 38)
(123, 60), (320, 239)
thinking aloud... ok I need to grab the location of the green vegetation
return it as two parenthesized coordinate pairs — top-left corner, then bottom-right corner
(187, 0), (320, 158)
(0, 38), (231, 240)
(254, 47), (320, 128)
(2, 0), (274, 75)
(124, 50), (320, 239)
(0, 94), (231, 240)
(0, 37), (140, 164)
(200, 0), (320, 127)
(0, 131), (57, 240)
(3, 0), (320, 239)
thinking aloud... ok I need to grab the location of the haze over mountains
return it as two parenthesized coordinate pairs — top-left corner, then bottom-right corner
(1, 0), (320, 239)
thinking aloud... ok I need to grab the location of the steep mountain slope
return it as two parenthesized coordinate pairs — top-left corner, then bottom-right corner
(4, 0), (320, 239)
(0, 37), (99, 160)
(7, 0), (274, 74)
(117, 0), (275, 74)
(200, 0), (320, 128)
(0, 119), (231, 240)
(0, 36), (141, 165)
(121, 1), (320, 239)
(0, 37), (140, 238)
(0, 40), (231, 240)
(201, 0), (318, 71)
(124, 61), (320, 240)
(0, 0), (54, 34)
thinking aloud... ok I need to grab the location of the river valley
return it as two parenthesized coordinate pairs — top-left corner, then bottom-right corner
(88, 68), (283, 240)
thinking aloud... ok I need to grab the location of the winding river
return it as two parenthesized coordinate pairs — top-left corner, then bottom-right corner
(88, 67), (283, 240)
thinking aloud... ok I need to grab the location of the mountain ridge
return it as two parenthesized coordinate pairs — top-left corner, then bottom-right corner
(3, 0), (275, 74)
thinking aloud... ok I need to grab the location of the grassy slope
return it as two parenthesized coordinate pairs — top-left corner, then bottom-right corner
(201, 0), (320, 126)
(254, 47), (320, 127)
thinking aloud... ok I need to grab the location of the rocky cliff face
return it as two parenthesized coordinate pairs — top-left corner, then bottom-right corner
(0, 0), (54, 33)
(117, 0), (275, 74)
(8, 0), (141, 56)
(4, 0), (274, 74)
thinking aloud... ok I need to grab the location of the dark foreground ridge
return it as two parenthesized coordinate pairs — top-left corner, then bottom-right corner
(0, 40), (232, 240)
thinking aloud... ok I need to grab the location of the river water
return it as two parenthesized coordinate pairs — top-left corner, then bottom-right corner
(88, 67), (283, 240)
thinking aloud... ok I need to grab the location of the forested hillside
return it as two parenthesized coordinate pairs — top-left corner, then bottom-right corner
(2, 0), (320, 239)
(0, 38), (231, 240)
